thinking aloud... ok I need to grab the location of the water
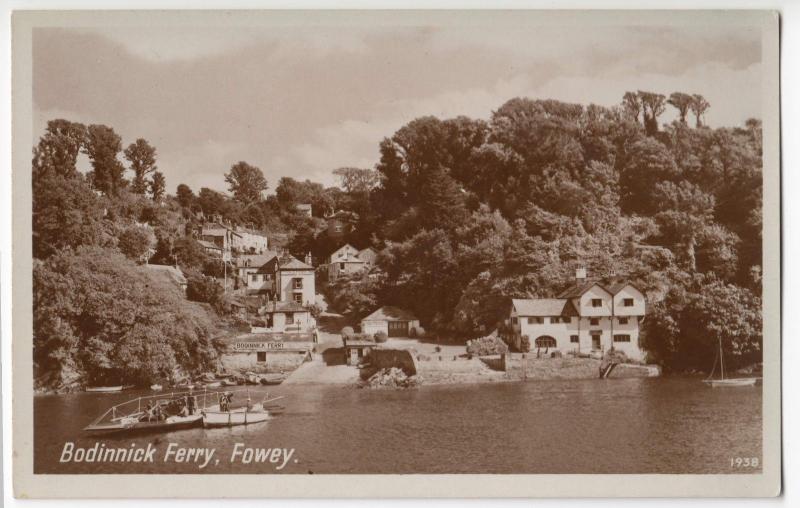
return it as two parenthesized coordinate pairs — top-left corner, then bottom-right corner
(34, 377), (762, 474)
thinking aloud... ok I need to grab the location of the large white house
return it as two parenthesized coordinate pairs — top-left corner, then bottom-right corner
(503, 272), (647, 361)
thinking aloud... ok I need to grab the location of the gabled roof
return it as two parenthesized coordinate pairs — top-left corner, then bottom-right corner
(330, 243), (359, 258)
(278, 256), (314, 270)
(234, 252), (278, 268)
(361, 306), (417, 322)
(256, 255), (280, 274)
(511, 298), (578, 317)
(558, 278), (641, 298)
(358, 247), (377, 256)
(557, 280), (609, 298)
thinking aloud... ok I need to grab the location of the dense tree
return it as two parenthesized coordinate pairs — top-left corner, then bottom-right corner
(225, 161), (267, 204)
(32, 119), (87, 180)
(176, 183), (195, 209)
(84, 124), (126, 196)
(124, 138), (158, 195)
(690, 94), (711, 128)
(32, 173), (109, 258)
(333, 167), (381, 195)
(667, 92), (694, 124)
(33, 247), (218, 389)
(117, 226), (156, 263)
(149, 171), (166, 201)
(638, 91), (666, 136)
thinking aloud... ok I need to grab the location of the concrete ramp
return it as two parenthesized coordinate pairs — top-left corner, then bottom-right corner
(282, 358), (359, 385)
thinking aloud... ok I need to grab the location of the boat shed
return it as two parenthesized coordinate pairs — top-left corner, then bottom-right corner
(361, 306), (420, 337)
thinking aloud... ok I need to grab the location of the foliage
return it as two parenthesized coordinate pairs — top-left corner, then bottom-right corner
(374, 331), (388, 343)
(117, 226), (156, 263)
(186, 272), (225, 308)
(33, 247), (218, 389)
(225, 161), (268, 204)
(466, 334), (509, 356)
(124, 138), (158, 195)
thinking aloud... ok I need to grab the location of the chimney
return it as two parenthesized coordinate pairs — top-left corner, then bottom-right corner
(575, 268), (587, 281)
(305, 252), (313, 265)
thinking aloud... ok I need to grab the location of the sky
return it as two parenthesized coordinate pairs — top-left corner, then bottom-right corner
(32, 13), (763, 194)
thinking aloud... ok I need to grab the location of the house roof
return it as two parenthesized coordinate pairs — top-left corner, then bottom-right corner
(325, 210), (359, 221)
(197, 239), (222, 251)
(235, 252), (277, 268)
(558, 278), (640, 298)
(511, 298), (578, 317)
(144, 264), (188, 285)
(361, 306), (417, 322)
(278, 256), (314, 271)
(358, 247), (377, 256)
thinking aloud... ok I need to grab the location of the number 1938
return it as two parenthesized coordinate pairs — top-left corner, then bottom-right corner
(730, 457), (759, 468)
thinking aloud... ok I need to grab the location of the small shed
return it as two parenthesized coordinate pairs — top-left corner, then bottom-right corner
(361, 306), (420, 338)
(342, 336), (375, 366)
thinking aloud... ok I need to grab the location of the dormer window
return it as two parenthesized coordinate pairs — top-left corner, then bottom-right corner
(623, 298), (634, 307)
(591, 298), (602, 307)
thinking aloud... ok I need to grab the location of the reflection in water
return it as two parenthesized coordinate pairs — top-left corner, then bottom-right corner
(34, 377), (762, 474)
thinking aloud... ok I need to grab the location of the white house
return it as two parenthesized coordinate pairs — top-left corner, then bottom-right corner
(503, 271), (646, 361)
(326, 244), (368, 281)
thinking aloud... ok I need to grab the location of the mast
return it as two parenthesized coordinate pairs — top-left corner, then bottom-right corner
(719, 337), (725, 380)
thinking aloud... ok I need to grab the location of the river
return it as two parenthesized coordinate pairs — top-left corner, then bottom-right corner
(34, 376), (762, 474)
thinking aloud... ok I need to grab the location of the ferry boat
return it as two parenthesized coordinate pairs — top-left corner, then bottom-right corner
(84, 389), (284, 434)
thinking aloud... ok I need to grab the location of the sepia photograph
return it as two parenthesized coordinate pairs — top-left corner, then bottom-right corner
(11, 8), (780, 498)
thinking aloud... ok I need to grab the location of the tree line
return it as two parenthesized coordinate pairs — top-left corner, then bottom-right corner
(31, 88), (764, 390)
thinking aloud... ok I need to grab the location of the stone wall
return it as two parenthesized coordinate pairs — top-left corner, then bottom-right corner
(361, 348), (417, 379)
(219, 350), (309, 374)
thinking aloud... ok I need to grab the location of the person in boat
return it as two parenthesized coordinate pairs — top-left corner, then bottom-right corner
(143, 402), (154, 422)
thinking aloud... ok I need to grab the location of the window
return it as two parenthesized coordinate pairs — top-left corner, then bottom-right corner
(591, 298), (602, 307)
(613, 334), (631, 343)
(338, 252), (343, 258)
(293, 293), (303, 304)
(570, 335), (579, 344)
(551, 317), (568, 324)
(511, 317), (518, 325)
(256, 351), (267, 363)
(334, 225), (343, 233)
(590, 317), (600, 326)
(339, 263), (345, 270)
(534, 336), (557, 348)
(623, 298), (634, 307)
(286, 313), (294, 324)
(618, 317), (629, 325)
(251, 274), (258, 282)
(527, 317), (543, 324)
(293, 278), (303, 289)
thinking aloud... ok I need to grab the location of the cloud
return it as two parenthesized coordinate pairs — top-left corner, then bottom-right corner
(32, 19), (765, 195)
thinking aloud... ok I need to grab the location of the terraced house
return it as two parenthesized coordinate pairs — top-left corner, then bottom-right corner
(503, 270), (646, 361)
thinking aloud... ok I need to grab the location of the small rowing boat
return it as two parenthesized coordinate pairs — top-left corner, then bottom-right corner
(86, 385), (123, 393)
(202, 395), (284, 428)
(150, 384), (163, 391)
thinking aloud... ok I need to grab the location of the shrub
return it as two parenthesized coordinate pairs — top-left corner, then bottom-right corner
(186, 274), (224, 306)
(519, 335), (531, 353)
(466, 334), (509, 356)
(341, 326), (354, 338)
(414, 326), (426, 338)
(308, 303), (323, 319)
(374, 331), (388, 343)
